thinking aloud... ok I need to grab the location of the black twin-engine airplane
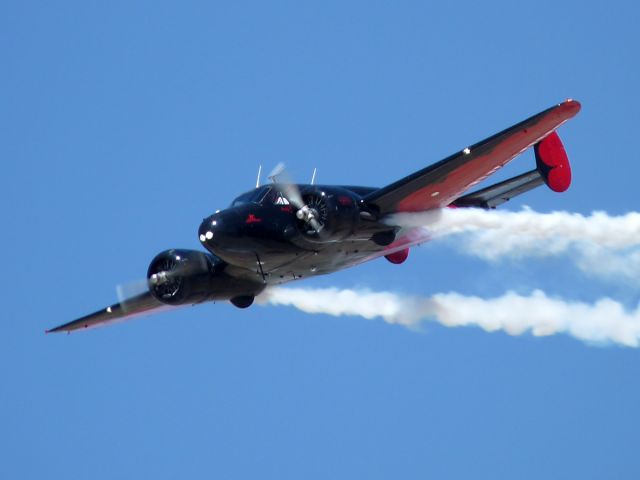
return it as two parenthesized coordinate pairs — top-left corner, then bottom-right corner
(48, 100), (581, 333)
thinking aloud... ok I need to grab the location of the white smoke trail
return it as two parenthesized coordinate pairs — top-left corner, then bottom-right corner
(387, 208), (640, 282)
(258, 286), (640, 347)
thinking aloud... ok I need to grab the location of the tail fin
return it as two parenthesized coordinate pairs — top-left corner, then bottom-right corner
(534, 131), (572, 192)
(453, 131), (573, 209)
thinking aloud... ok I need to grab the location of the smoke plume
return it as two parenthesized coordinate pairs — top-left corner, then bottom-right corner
(386, 208), (640, 282)
(259, 286), (640, 347)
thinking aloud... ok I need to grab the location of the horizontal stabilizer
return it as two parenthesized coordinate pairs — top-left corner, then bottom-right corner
(452, 170), (544, 209)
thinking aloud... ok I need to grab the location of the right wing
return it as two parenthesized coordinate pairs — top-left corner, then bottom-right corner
(364, 100), (581, 215)
(46, 292), (173, 333)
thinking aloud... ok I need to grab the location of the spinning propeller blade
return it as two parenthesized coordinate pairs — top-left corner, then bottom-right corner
(116, 279), (150, 312)
(268, 163), (322, 233)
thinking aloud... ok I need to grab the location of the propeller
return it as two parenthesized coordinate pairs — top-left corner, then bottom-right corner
(116, 279), (150, 312)
(116, 261), (188, 310)
(268, 163), (323, 234)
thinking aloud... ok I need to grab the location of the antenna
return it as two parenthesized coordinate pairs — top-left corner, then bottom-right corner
(310, 167), (317, 185)
(255, 165), (262, 188)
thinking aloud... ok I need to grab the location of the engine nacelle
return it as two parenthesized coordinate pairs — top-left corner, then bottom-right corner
(297, 187), (360, 243)
(147, 249), (264, 305)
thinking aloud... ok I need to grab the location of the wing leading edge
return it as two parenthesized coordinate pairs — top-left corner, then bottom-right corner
(364, 100), (581, 215)
(46, 292), (173, 333)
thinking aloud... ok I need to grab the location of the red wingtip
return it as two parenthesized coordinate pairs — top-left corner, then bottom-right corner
(561, 98), (582, 116)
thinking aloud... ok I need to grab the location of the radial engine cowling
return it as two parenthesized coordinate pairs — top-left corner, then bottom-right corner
(147, 249), (263, 306)
(297, 187), (360, 243)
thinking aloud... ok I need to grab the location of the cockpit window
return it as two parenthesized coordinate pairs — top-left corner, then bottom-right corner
(262, 188), (291, 205)
(230, 186), (291, 207)
(273, 192), (290, 205)
(231, 186), (268, 206)
(230, 191), (253, 207)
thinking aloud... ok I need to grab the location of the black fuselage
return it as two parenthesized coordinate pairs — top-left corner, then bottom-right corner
(197, 184), (406, 287)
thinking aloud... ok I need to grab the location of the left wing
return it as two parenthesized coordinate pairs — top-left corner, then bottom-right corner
(364, 100), (581, 215)
(46, 292), (173, 333)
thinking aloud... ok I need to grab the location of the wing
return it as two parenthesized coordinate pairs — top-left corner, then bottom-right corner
(363, 100), (581, 215)
(46, 292), (174, 333)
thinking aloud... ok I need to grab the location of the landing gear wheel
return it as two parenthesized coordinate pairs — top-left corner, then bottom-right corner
(230, 295), (255, 309)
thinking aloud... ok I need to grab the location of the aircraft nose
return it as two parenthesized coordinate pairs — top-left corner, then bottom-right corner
(199, 216), (214, 243)
(198, 212), (237, 247)
(198, 213), (223, 244)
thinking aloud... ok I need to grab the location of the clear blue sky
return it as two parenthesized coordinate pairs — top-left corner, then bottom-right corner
(3, 1), (640, 478)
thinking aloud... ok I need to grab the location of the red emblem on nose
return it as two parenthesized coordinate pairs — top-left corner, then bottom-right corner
(245, 214), (262, 224)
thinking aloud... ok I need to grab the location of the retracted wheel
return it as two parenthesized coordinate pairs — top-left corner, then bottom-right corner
(230, 295), (255, 308)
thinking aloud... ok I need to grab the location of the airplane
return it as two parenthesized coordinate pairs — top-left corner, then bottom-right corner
(47, 99), (581, 333)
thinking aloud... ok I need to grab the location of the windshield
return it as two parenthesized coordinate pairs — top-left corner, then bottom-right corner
(230, 186), (292, 207)
(231, 187), (269, 206)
